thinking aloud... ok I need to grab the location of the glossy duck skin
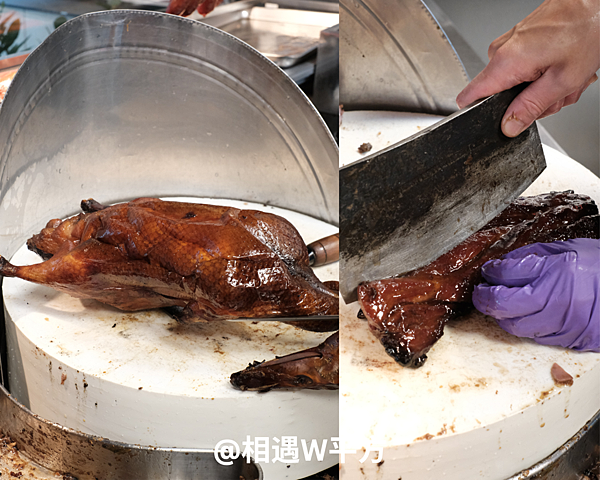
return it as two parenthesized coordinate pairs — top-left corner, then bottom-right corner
(358, 192), (600, 367)
(1, 198), (338, 327)
(230, 332), (339, 391)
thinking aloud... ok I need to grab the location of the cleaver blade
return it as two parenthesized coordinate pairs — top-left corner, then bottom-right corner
(340, 84), (546, 303)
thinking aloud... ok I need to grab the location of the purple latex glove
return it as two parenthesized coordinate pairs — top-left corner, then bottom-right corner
(473, 238), (600, 352)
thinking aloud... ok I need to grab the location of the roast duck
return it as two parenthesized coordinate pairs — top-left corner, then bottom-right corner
(0, 198), (339, 390)
(357, 191), (600, 368)
(231, 331), (339, 392)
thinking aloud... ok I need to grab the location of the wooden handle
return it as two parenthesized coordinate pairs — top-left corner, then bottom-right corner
(307, 233), (339, 267)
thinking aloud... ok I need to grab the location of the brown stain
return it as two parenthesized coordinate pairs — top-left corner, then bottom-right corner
(354, 358), (398, 370)
(121, 314), (143, 323)
(0, 431), (49, 478)
(213, 339), (226, 355)
(446, 312), (521, 345)
(539, 388), (554, 401)
(493, 362), (509, 375)
(449, 384), (460, 393)
(413, 433), (434, 441)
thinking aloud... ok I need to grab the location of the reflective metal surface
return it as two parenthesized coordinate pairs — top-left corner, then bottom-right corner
(194, 0), (339, 82)
(0, 10), (338, 263)
(506, 411), (599, 480)
(0, 383), (262, 479)
(312, 24), (340, 116)
(205, 6), (338, 68)
(339, 85), (545, 301)
(339, 0), (469, 114)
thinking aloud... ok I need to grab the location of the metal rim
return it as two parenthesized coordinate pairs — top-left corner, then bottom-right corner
(0, 382), (263, 479)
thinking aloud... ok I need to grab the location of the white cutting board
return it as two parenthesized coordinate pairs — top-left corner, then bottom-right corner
(339, 111), (600, 480)
(4, 197), (339, 480)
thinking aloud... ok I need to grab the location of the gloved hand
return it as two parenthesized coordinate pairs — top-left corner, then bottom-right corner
(472, 238), (600, 352)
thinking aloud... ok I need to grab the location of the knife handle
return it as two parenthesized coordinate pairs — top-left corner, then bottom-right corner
(307, 233), (339, 267)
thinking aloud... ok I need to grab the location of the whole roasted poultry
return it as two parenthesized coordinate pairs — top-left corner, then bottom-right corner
(0, 198), (339, 390)
(3, 198), (338, 322)
(357, 191), (600, 368)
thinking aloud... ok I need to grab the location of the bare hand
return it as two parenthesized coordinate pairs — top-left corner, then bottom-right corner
(456, 0), (600, 137)
(166, 0), (223, 16)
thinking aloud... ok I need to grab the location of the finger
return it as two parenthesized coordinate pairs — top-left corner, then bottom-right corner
(585, 73), (598, 89)
(562, 90), (584, 109)
(569, 301), (600, 352)
(501, 240), (579, 261)
(538, 73), (598, 119)
(501, 72), (573, 137)
(456, 61), (522, 109)
(472, 282), (549, 323)
(480, 253), (550, 287)
(512, 287), (596, 349)
(494, 306), (570, 341)
(488, 28), (513, 59)
(532, 313), (596, 350)
(562, 74), (599, 107)
(538, 98), (565, 120)
(474, 250), (578, 319)
(456, 36), (546, 110)
(474, 275), (573, 340)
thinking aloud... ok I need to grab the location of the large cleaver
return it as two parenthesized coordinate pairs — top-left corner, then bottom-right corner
(340, 84), (546, 303)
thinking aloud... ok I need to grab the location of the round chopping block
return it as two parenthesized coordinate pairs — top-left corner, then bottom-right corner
(339, 111), (600, 480)
(4, 199), (339, 479)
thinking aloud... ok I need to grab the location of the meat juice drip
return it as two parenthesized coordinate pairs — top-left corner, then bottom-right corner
(358, 191), (600, 368)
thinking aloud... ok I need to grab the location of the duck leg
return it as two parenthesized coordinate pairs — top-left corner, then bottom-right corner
(230, 332), (339, 392)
